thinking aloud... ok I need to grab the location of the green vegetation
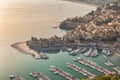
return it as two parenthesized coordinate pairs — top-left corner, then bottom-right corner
(81, 74), (120, 80)
(90, 74), (120, 80)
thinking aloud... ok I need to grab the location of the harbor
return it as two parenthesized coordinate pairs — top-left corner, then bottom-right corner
(69, 48), (82, 56)
(29, 72), (51, 80)
(102, 49), (113, 56)
(1, 0), (120, 80)
(104, 61), (114, 67)
(113, 67), (120, 74)
(9, 75), (25, 80)
(69, 47), (113, 58)
(49, 66), (78, 80)
(66, 63), (96, 79)
(8, 53), (120, 80)
(73, 57), (116, 75)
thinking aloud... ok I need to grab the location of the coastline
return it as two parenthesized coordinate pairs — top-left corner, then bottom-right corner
(11, 42), (41, 59)
(63, 0), (98, 7)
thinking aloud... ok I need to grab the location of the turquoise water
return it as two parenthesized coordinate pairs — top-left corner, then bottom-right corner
(0, 0), (120, 80)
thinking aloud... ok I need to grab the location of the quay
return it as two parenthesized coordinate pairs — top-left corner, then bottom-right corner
(9, 75), (25, 80)
(30, 72), (51, 80)
(49, 66), (78, 80)
(11, 42), (49, 59)
(73, 57), (116, 75)
(66, 63), (96, 79)
(11, 42), (41, 59)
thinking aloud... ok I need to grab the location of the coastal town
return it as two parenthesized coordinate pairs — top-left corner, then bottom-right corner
(24, 1), (120, 57)
(10, 0), (120, 80)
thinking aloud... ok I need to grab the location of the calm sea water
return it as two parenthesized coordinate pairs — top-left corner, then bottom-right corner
(0, 0), (120, 80)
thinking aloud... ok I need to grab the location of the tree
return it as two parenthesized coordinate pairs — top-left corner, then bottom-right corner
(111, 76), (118, 80)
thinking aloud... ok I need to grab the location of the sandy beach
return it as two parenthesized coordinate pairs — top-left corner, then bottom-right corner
(11, 42), (41, 59)
(63, 0), (98, 7)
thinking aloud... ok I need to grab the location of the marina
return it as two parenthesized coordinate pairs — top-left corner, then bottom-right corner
(69, 48), (81, 56)
(30, 72), (51, 80)
(9, 75), (25, 80)
(66, 63), (96, 79)
(49, 66), (78, 80)
(104, 61), (114, 67)
(113, 67), (120, 74)
(84, 48), (93, 57)
(83, 48), (99, 57)
(90, 48), (99, 57)
(73, 57), (116, 75)
(1, 0), (120, 80)
(102, 49), (113, 56)
(80, 48), (87, 53)
(68, 47), (114, 58)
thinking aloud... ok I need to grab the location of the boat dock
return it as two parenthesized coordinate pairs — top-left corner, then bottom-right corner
(104, 61), (114, 66)
(49, 66), (78, 80)
(80, 48), (87, 53)
(113, 67), (120, 74)
(90, 48), (99, 57)
(66, 63), (96, 79)
(84, 48), (93, 57)
(73, 57), (115, 75)
(9, 75), (25, 80)
(69, 48), (81, 56)
(41, 53), (49, 59)
(102, 49), (113, 56)
(30, 72), (51, 80)
(84, 48), (99, 57)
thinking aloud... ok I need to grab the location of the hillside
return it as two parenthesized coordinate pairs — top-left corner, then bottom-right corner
(59, 1), (120, 30)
